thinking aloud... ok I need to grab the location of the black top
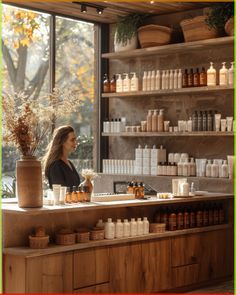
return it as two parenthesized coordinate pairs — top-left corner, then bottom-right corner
(48, 159), (80, 189)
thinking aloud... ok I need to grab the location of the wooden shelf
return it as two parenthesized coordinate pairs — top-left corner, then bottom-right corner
(3, 223), (232, 258)
(102, 36), (234, 60)
(102, 131), (234, 137)
(102, 85), (233, 98)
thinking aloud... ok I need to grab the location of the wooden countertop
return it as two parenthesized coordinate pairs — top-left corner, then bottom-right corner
(3, 224), (232, 258)
(2, 193), (233, 215)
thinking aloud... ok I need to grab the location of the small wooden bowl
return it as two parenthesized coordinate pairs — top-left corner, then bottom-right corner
(29, 235), (49, 249)
(56, 233), (76, 245)
(76, 229), (90, 243)
(90, 227), (105, 241)
(149, 223), (166, 233)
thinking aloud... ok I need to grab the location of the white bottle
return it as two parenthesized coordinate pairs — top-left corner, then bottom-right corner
(161, 70), (166, 90)
(123, 219), (131, 237)
(142, 71), (147, 91)
(130, 72), (139, 91)
(165, 70), (170, 90)
(137, 218), (144, 235)
(123, 73), (130, 92)
(177, 69), (182, 89)
(207, 62), (216, 86)
(130, 218), (137, 236)
(155, 70), (161, 90)
(115, 219), (124, 238)
(187, 117), (193, 132)
(221, 160), (229, 178)
(116, 74), (123, 93)
(169, 69), (174, 89)
(143, 217), (149, 234)
(174, 69), (178, 89)
(219, 62), (228, 86)
(96, 219), (104, 228)
(105, 218), (115, 239)
(150, 70), (155, 91)
(182, 159), (189, 177)
(180, 181), (189, 196)
(228, 62), (234, 86)
(206, 160), (211, 177)
(211, 160), (219, 178)
(147, 71), (151, 91)
(177, 159), (184, 176)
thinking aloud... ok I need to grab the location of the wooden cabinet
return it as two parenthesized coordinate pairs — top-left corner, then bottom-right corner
(109, 242), (142, 293)
(141, 239), (171, 292)
(73, 247), (109, 289)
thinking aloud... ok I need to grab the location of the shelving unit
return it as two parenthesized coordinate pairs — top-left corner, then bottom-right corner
(102, 85), (233, 98)
(102, 131), (234, 137)
(102, 36), (234, 60)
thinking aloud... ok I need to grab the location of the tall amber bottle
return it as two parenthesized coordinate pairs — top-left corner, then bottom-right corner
(182, 69), (188, 88)
(110, 75), (116, 93)
(65, 187), (72, 203)
(193, 68), (200, 87)
(188, 68), (194, 87)
(199, 67), (207, 86)
(103, 74), (110, 93)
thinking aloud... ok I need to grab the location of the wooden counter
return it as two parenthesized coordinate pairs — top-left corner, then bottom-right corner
(3, 193), (234, 293)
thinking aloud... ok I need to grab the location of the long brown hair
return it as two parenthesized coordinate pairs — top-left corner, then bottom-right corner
(43, 125), (75, 178)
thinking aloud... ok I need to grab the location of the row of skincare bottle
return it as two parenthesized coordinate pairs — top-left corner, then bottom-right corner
(104, 217), (149, 239)
(103, 117), (126, 133)
(207, 62), (234, 86)
(146, 109), (164, 132)
(206, 160), (229, 178)
(116, 73), (139, 92)
(103, 159), (135, 174)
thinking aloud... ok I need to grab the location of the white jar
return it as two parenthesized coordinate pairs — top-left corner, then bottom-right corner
(180, 181), (189, 196)
(96, 219), (104, 228)
(105, 218), (115, 239)
(123, 219), (131, 237)
(143, 217), (149, 234)
(137, 218), (144, 235)
(115, 219), (124, 238)
(130, 218), (137, 236)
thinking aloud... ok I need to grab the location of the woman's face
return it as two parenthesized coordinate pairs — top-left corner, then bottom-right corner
(63, 132), (77, 154)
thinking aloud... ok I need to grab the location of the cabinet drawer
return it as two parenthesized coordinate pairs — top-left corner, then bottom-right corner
(74, 283), (110, 293)
(172, 264), (199, 288)
(74, 248), (109, 289)
(171, 235), (199, 267)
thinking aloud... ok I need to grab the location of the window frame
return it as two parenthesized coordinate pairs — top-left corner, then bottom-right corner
(2, 2), (109, 172)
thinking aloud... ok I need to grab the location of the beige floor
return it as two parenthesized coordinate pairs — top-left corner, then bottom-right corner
(187, 280), (234, 293)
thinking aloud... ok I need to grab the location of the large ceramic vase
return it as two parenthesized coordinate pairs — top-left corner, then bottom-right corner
(16, 156), (43, 208)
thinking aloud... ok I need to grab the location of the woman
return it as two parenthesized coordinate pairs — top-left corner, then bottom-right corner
(43, 125), (80, 189)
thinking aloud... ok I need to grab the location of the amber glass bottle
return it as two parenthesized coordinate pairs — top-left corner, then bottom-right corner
(127, 182), (134, 194)
(65, 187), (72, 203)
(71, 186), (78, 203)
(189, 208), (196, 228)
(110, 75), (116, 92)
(103, 74), (110, 93)
(199, 67), (207, 86)
(169, 209), (177, 231)
(138, 182), (145, 199)
(187, 68), (194, 87)
(183, 207), (190, 229)
(193, 68), (200, 87)
(177, 208), (184, 230)
(196, 206), (203, 227)
(182, 69), (188, 88)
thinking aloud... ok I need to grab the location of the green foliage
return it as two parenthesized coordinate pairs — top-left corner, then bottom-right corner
(205, 3), (234, 30)
(116, 13), (150, 45)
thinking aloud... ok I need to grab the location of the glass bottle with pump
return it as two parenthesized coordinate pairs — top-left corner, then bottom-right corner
(193, 68), (200, 87)
(110, 75), (116, 92)
(200, 67), (207, 86)
(182, 69), (188, 88)
(188, 68), (194, 87)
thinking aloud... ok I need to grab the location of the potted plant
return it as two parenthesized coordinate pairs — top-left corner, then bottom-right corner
(114, 13), (149, 52)
(205, 3), (234, 36)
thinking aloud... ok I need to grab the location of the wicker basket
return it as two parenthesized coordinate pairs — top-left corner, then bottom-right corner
(138, 24), (172, 48)
(76, 229), (90, 243)
(56, 233), (76, 245)
(90, 227), (105, 241)
(29, 235), (49, 249)
(180, 15), (219, 42)
(149, 223), (166, 233)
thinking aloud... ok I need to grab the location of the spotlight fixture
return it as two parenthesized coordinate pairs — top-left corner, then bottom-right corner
(81, 4), (87, 13)
(96, 7), (103, 15)
(150, 0), (155, 3)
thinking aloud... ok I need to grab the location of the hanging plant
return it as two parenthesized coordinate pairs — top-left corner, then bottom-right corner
(115, 13), (150, 45)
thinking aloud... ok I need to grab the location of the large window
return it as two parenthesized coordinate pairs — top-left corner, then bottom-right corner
(2, 4), (96, 197)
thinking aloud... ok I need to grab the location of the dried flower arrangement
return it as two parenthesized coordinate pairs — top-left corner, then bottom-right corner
(2, 88), (82, 157)
(81, 169), (98, 180)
